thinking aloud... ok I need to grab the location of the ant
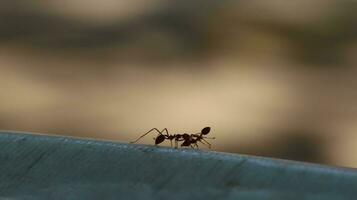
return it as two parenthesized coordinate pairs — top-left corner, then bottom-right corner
(130, 128), (183, 148)
(130, 127), (215, 149)
(180, 127), (215, 149)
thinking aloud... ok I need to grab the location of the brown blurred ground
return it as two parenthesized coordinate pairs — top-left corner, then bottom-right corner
(1, 0), (357, 167)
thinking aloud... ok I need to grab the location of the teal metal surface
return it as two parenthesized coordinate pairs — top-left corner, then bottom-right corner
(0, 131), (356, 200)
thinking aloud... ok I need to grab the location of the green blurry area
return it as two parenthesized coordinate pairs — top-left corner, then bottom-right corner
(0, 0), (357, 167)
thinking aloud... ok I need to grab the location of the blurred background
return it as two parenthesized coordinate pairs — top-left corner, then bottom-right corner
(1, 0), (357, 167)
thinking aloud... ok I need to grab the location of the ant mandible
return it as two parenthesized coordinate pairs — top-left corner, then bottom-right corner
(130, 127), (215, 149)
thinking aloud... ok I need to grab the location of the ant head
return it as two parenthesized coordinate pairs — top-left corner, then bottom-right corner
(201, 127), (211, 135)
(155, 135), (165, 145)
(182, 133), (190, 140)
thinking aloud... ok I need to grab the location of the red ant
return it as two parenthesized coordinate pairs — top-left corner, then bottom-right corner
(130, 127), (215, 149)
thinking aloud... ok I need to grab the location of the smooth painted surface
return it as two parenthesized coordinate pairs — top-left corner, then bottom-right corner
(0, 131), (356, 200)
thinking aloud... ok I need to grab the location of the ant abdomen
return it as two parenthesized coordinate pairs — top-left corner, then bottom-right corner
(201, 127), (211, 135)
(155, 135), (165, 145)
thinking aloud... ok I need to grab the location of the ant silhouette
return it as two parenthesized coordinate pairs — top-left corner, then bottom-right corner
(130, 128), (184, 148)
(180, 127), (215, 149)
(130, 127), (215, 149)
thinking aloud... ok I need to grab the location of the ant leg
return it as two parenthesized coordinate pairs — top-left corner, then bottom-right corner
(198, 140), (211, 149)
(131, 128), (162, 143)
(174, 140), (178, 149)
(170, 140), (173, 147)
(195, 143), (199, 148)
(197, 138), (210, 146)
(161, 128), (169, 137)
(201, 138), (212, 146)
